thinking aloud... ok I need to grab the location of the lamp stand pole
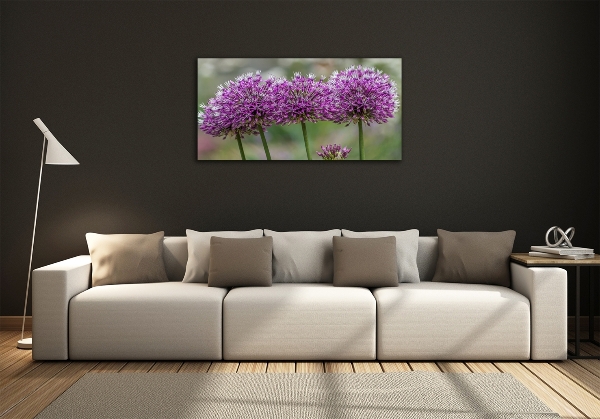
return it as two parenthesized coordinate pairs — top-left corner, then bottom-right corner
(18, 135), (47, 350)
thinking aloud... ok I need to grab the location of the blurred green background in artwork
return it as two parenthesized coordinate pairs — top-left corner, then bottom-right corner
(197, 58), (402, 160)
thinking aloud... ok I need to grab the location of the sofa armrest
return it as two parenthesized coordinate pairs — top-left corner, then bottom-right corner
(510, 262), (567, 360)
(32, 256), (91, 360)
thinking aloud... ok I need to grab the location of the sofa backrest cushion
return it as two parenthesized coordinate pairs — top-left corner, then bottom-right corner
(264, 229), (342, 283)
(163, 235), (439, 282)
(417, 236), (438, 282)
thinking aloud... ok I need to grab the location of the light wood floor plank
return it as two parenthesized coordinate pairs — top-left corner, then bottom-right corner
(0, 332), (32, 348)
(178, 362), (210, 373)
(0, 332), (21, 346)
(238, 362), (267, 373)
(149, 362), (182, 373)
(267, 362), (295, 373)
(296, 362), (324, 373)
(409, 362), (442, 372)
(0, 358), (42, 388)
(581, 342), (600, 356)
(0, 348), (32, 372)
(523, 361), (600, 418)
(465, 362), (502, 373)
(208, 362), (239, 373)
(119, 362), (155, 373)
(573, 359), (600, 380)
(380, 362), (411, 372)
(2, 361), (97, 419)
(0, 362), (69, 416)
(89, 361), (126, 373)
(437, 362), (471, 373)
(550, 361), (600, 400)
(495, 362), (585, 419)
(324, 362), (353, 373)
(352, 362), (383, 373)
(0, 346), (16, 356)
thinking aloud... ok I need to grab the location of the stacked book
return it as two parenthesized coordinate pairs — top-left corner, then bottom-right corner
(530, 245), (595, 260)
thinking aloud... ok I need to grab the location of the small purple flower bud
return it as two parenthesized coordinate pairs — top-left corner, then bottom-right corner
(316, 144), (352, 160)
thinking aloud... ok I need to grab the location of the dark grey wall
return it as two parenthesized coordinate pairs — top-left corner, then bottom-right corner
(1, 1), (598, 316)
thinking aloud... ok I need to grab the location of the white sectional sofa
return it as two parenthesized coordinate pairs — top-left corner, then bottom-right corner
(31, 234), (568, 361)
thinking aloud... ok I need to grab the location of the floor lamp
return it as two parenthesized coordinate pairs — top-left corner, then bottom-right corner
(17, 118), (79, 350)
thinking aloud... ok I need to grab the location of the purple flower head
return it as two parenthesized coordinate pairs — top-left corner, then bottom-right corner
(316, 144), (352, 160)
(276, 73), (333, 125)
(199, 71), (288, 139)
(328, 65), (399, 126)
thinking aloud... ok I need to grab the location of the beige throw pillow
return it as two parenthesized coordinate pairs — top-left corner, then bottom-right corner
(432, 229), (516, 287)
(86, 232), (169, 287)
(207, 236), (273, 287)
(333, 236), (399, 287)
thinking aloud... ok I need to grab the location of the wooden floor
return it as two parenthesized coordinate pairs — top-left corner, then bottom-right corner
(1, 331), (599, 419)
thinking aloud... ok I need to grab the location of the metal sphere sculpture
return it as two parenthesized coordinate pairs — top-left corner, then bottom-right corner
(545, 226), (575, 248)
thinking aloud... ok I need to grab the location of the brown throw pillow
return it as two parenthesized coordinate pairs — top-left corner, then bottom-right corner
(333, 236), (398, 287)
(86, 232), (169, 287)
(432, 229), (516, 287)
(208, 236), (273, 287)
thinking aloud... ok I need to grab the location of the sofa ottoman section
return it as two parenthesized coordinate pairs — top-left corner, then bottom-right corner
(374, 282), (531, 360)
(69, 282), (227, 360)
(223, 284), (376, 360)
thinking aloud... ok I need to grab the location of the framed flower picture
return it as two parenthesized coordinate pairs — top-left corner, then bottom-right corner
(197, 58), (402, 160)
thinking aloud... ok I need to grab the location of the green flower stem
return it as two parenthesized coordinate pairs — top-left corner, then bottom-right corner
(358, 119), (365, 160)
(235, 133), (246, 160)
(258, 125), (272, 160)
(301, 122), (312, 160)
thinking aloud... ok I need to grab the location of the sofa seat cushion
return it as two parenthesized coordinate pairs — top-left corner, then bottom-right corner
(223, 284), (376, 360)
(69, 282), (227, 360)
(373, 282), (530, 360)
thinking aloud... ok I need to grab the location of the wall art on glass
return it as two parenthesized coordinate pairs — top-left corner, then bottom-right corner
(197, 58), (402, 161)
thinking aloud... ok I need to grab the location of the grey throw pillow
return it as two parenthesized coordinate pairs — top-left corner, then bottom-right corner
(341, 229), (420, 283)
(182, 229), (264, 283)
(208, 236), (273, 287)
(86, 232), (169, 287)
(432, 229), (516, 287)
(264, 229), (341, 283)
(333, 236), (399, 287)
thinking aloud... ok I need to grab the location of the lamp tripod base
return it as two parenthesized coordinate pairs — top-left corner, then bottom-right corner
(17, 337), (32, 350)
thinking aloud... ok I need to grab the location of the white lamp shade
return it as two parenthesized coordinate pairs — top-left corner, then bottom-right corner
(33, 118), (79, 165)
(45, 137), (79, 165)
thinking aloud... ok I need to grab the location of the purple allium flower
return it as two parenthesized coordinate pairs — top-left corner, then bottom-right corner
(198, 71), (288, 139)
(328, 65), (399, 126)
(276, 73), (333, 125)
(316, 144), (352, 160)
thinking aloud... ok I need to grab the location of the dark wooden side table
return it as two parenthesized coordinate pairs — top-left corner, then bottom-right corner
(510, 253), (600, 359)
